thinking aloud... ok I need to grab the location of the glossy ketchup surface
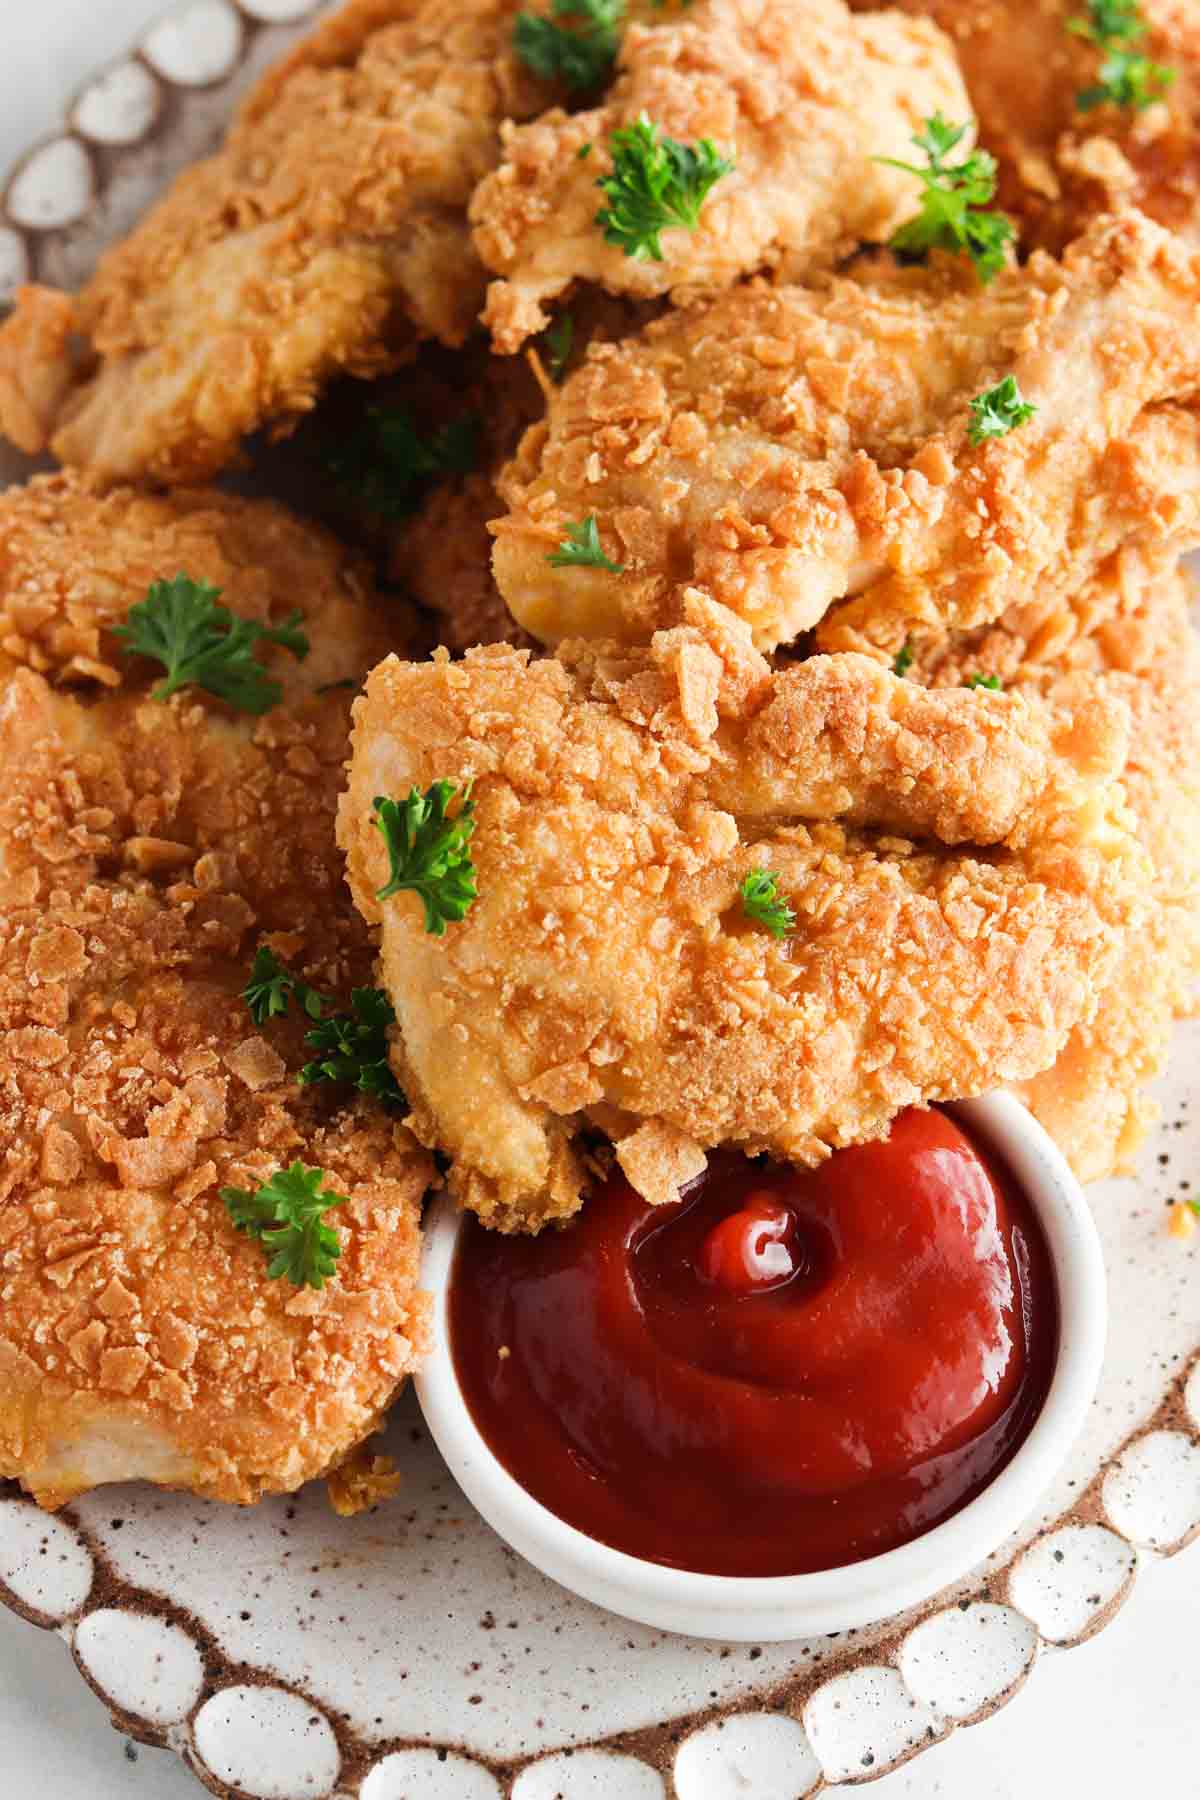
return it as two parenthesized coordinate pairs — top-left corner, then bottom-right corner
(449, 1109), (1059, 1577)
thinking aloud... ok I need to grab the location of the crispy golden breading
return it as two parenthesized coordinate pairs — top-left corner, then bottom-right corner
(910, 556), (1200, 1181)
(340, 595), (1147, 1231)
(0, 0), (547, 486)
(847, 0), (1200, 256)
(471, 0), (970, 352)
(0, 475), (433, 1510)
(492, 211), (1200, 656)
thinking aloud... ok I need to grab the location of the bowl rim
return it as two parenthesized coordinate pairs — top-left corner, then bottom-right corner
(414, 1093), (1107, 1639)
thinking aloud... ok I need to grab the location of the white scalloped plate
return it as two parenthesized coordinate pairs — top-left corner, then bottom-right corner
(1, 5), (1199, 1796)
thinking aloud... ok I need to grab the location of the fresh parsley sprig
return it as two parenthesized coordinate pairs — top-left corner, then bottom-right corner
(221, 1162), (348, 1290)
(374, 781), (479, 936)
(875, 113), (1014, 284)
(596, 113), (734, 261)
(514, 0), (624, 92)
(893, 641), (914, 678)
(967, 376), (1038, 446)
(115, 576), (309, 716)
(548, 514), (625, 571)
(301, 988), (403, 1103)
(965, 672), (1004, 690)
(1069, 0), (1174, 110)
(242, 949), (403, 1102)
(321, 405), (478, 520)
(243, 946), (322, 1026)
(739, 868), (795, 939)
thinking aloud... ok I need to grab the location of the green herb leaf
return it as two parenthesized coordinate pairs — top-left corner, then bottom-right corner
(1070, 1), (1174, 108)
(738, 868), (795, 939)
(321, 406), (479, 520)
(595, 113), (734, 261)
(967, 375), (1038, 446)
(114, 575), (309, 716)
(301, 988), (404, 1103)
(374, 781), (479, 936)
(875, 112), (1014, 284)
(221, 1162), (348, 1290)
(893, 641), (914, 678)
(242, 946), (326, 1027)
(543, 312), (576, 382)
(547, 513), (625, 571)
(965, 672), (1004, 690)
(514, 0), (624, 92)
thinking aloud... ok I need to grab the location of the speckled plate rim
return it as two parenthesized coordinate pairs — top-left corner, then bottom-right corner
(0, 4), (1198, 1797)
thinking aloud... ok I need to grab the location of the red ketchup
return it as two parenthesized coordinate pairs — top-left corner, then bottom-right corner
(449, 1109), (1059, 1577)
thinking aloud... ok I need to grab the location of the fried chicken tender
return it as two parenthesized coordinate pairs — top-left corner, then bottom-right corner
(0, 0), (547, 486)
(846, 0), (1200, 255)
(910, 554), (1200, 1181)
(0, 474), (434, 1510)
(492, 211), (1200, 656)
(339, 594), (1147, 1231)
(470, 0), (970, 352)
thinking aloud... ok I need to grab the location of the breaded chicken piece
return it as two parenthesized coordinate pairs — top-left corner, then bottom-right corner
(0, 475), (433, 1510)
(470, 0), (970, 351)
(492, 212), (1200, 656)
(846, 0), (1200, 255)
(909, 555), (1200, 1181)
(0, 0), (547, 486)
(339, 594), (1147, 1231)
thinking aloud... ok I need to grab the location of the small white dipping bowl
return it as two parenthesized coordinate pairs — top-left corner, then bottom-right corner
(415, 1093), (1106, 1642)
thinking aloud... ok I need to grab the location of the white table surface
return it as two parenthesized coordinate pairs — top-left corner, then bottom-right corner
(1, 5), (1197, 1795)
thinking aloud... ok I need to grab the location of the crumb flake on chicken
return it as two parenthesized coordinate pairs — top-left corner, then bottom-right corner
(0, 0), (549, 486)
(470, 0), (971, 352)
(491, 211), (1200, 657)
(847, 0), (1200, 256)
(339, 594), (1149, 1231)
(0, 474), (433, 1511)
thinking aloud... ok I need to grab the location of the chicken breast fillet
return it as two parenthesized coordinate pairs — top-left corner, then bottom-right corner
(0, 475), (433, 1511)
(492, 210), (1200, 657)
(0, 0), (547, 487)
(340, 593), (1147, 1231)
(910, 552), (1200, 1182)
(846, 0), (1200, 256)
(470, 0), (970, 352)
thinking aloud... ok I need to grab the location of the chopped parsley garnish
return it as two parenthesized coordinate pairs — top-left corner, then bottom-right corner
(301, 988), (403, 1103)
(967, 375), (1038, 446)
(965, 672), (1004, 690)
(738, 868), (796, 939)
(893, 641), (914, 678)
(221, 1162), (347, 1290)
(320, 405), (479, 520)
(543, 312), (576, 381)
(374, 781), (479, 936)
(115, 575), (308, 716)
(242, 949), (402, 1102)
(548, 513), (625, 571)
(875, 113), (1014, 284)
(595, 113), (734, 261)
(243, 946), (322, 1026)
(1070, 1), (1174, 110)
(514, 0), (624, 92)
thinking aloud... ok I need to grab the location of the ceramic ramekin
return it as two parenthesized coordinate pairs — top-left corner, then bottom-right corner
(414, 1093), (1107, 1642)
